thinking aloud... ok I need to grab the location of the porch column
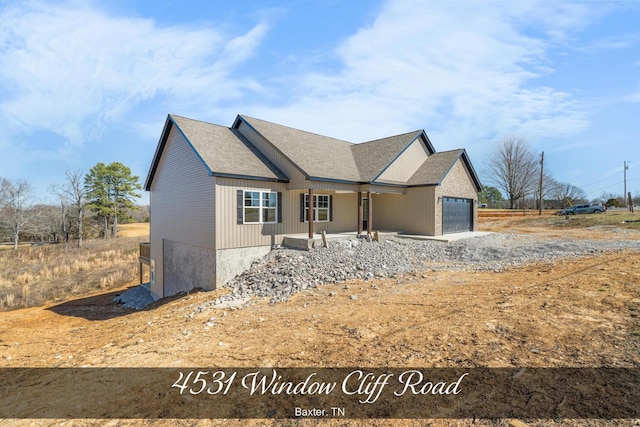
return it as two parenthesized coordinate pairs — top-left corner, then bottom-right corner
(357, 191), (363, 235)
(367, 191), (372, 234)
(308, 188), (314, 238)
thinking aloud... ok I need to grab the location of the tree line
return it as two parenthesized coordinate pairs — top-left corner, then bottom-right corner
(481, 137), (635, 210)
(0, 162), (144, 250)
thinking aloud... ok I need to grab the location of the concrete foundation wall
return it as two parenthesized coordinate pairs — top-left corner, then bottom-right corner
(163, 239), (216, 295)
(215, 245), (271, 286)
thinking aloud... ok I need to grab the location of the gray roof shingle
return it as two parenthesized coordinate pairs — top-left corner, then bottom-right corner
(239, 115), (362, 182)
(171, 115), (288, 181)
(351, 131), (424, 181)
(408, 149), (465, 186)
(146, 113), (481, 192)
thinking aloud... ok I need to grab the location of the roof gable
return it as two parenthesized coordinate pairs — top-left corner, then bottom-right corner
(408, 149), (483, 191)
(351, 130), (424, 181)
(144, 115), (288, 190)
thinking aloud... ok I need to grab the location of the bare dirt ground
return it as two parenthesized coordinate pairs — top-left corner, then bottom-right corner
(1, 217), (639, 426)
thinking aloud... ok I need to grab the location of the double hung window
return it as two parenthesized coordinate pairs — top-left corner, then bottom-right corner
(305, 194), (331, 222)
(243, 191), (277, 224)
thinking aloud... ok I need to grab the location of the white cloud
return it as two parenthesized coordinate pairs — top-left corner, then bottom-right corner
(250, 0), (593, 147)
(0, 1), (269, 145)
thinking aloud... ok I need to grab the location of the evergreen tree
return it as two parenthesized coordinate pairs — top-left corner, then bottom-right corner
(84, 162), (141, 238)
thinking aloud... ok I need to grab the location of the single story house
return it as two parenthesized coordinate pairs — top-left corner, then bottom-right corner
(144, 114), (482, 299)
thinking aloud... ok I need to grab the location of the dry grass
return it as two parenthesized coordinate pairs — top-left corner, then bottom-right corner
(117, 222), (150, 238)
(0, 232), (149, 311)
(505, 209), (640, 230)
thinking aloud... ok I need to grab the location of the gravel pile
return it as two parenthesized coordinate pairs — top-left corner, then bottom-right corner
(194, 233), (640, 311)
(113, 285), (155, 309)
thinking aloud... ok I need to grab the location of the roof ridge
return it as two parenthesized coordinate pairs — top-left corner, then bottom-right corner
(434, 148), (464, 154)
(239, 114), (355, 146)
(358, 129), (423, 145)
(170, 114), (229, 128)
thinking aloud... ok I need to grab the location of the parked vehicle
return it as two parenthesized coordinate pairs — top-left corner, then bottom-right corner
(558, 203), (606, 215)
(479, 202), (487, 208)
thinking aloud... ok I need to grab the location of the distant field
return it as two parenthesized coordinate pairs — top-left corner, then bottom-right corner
(0, 225), (149, 311)
(478, 208), (556, 218)
(480, 209), (640, 230)
(117, 222), (150, 238)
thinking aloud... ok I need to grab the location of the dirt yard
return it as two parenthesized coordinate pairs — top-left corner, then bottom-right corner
(1, 217), (639, 426)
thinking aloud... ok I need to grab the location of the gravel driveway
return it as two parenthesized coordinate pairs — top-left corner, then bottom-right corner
(197, 231), (640, 309)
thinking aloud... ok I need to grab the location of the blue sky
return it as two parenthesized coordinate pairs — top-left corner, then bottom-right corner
(1, 0), (639, 205)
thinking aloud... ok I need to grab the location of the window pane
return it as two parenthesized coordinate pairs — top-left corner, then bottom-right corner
(318, 208), (328, 221)
(244, 208), (259, 223)
(263, 192), (277, 207)
(263, 207), (276, 223)
(244, 191), (260, 207)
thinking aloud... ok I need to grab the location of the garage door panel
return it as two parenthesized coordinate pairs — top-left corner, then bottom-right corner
(442, 197), (472, 234)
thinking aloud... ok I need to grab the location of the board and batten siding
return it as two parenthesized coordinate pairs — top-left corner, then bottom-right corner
(374, 187), (436, 235)
(149, 126), (216, 299)
(215, 178), (358, 249)
(376, 137), (430, 183)
(434, 159), (479, 234)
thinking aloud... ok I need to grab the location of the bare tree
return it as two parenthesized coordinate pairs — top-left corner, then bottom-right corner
(28, 204), (60, 243)
(63, 170), (87, 247)
(51, 170), (88, 246)
(486, 137), (539, 209)
(0, 178), (35, 250)
(551, 182), (587, 208)
(537, 173), (557, 210)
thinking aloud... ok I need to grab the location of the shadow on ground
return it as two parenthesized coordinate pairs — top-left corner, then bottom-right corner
(47, 286), (205, 321)
(47, 287), (137, 321)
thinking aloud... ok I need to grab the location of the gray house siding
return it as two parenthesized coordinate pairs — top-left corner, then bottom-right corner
(148, 125), (216, 299)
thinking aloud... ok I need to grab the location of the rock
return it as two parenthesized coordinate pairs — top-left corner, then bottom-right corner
(191, 235), (640, 314)
(113, 285), (154, 310)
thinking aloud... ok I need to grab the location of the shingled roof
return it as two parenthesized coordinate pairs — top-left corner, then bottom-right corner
(238, 115), (362, 182)
(408, 149), (482, 189)
(351, 130), (430, 181)
(144, 115), (288, 190)
(145, 114), (482, 191)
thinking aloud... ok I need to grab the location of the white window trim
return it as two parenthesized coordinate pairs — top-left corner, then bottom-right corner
(305, 194), (331, 223)
(243, 190), (278, 224)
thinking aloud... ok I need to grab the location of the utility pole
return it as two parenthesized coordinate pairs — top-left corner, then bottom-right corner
(538, 151), (544, 215)
(624, 161), (629, 207)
